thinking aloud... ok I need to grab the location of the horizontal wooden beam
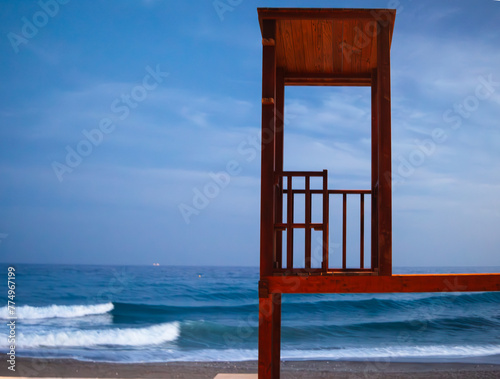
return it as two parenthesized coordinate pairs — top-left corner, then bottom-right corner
(263, 274), (500, 294)
(258, 8), (396, 22)
(285, 73), (371, 86)
(283, 189), (371, 195)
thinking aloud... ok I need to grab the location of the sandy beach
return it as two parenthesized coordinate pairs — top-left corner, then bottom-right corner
(1, 358), (500, 378)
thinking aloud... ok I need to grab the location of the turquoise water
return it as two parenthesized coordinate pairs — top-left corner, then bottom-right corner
(1, 264), (499, 363)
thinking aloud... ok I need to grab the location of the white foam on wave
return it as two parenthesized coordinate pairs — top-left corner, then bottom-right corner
(0, 303), (114, 320)
(17, 322), (180, 348)
(145, 344), (500, 362)
(281, 344), (500, 360)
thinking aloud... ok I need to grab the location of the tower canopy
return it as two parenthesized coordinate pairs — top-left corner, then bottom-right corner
(258, 8), (396, 86)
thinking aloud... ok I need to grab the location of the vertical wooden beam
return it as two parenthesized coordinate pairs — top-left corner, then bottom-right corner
(376, 22), (392, 276)
(258, 294), (273, 379)
(275, 68), (285, 270)
(371, 69), (379, 272)
(271, 293), (281, 379)
(260, 18), (277, 278)
(259, 18), (277, 379)
(267, 65), (283, 377)
(258, 289), (281, 379)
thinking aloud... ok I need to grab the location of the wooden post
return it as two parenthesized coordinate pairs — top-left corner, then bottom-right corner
(371, 69), (379, 271)
(258, 294), (273, 378)
(275, 68), (285, 270)
(259, 18), (277, 379)
(376, 21), (392, 276)
(258, 290), (281, 379)
(272, 293), (281, 379)
(259, 18), (276, 278)
(272, 68), (284, 377)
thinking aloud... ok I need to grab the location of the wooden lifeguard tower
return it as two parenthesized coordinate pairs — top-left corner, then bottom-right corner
(257, 8), (500, 379)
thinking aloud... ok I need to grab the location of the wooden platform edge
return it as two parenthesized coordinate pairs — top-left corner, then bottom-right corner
(264, 273), (500, 294)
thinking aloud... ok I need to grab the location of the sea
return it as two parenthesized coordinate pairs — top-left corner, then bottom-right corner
(1, 264), (500, 364)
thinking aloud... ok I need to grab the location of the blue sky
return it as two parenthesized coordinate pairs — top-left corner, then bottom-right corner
(0, 0), (499, 267)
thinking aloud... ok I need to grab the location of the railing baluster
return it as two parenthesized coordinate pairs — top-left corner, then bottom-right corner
(360, 193), (365, 269)
(322, 170), (329, 272)
(286, 175), (294, 269)
(275, 175), (283, 269)
(342, 193), (347, 270)
(305, 175), (311, 269)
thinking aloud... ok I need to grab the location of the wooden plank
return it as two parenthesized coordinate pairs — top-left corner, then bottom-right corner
(290, 20), (306, 75)
(351, 20), (371, 73)
(365, 20), (377, 71)
(329, 189), (371, 194)
(376, 21), (392, 276)
(258, 8), (397, 23)
(310, 19), (321, 73)
(358, 28), (372, 73)
(275, 22), (287, 71)
(276, 223), (324, 229)
(284, 189), (371, 195)
(282, 170), (325, 176)
(309, 20), (325, 73)
(279, 20), (296, 73)
(265, 274), (500, 294)
(321, 20), (334, 74)
(332, 19), (343, 74)
(301, 20), (315, 73)
(285, 74), (371, 86)
(341, 20), (361, 75)
(273, 268), (376, 275)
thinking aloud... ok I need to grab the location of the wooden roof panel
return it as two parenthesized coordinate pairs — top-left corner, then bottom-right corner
(258, 8), (396, 84)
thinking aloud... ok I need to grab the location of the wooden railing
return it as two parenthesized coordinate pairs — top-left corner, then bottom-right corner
(274, 170), (372, 274)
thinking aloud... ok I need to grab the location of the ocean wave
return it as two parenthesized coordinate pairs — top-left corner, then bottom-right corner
(111, 302), (258, 321)
(0, 303), (114, 320)
(17, 322), (180, 348)
(281, 291), (500, 314)
(113, 291), (500, 317)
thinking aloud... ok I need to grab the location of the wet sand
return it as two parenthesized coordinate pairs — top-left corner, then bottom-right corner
(2, 358), (500, 378)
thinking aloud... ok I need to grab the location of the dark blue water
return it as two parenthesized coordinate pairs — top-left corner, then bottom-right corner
(1, 264), (499, 363)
